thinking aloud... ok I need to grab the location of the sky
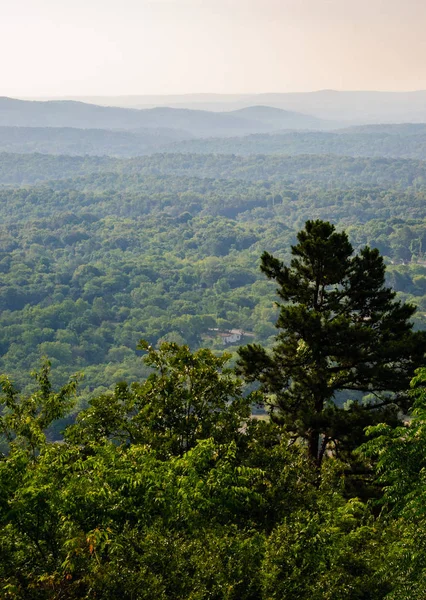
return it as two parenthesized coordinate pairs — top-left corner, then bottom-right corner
(2, 0), (426, 97)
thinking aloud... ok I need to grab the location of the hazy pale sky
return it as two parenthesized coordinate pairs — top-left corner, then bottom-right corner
(2, 0), (426, 96)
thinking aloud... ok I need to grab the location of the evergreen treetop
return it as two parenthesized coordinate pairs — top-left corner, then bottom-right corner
(237, 220), (426, 465)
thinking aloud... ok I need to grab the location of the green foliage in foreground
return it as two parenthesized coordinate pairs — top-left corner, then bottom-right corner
(2, 348), (426, 599)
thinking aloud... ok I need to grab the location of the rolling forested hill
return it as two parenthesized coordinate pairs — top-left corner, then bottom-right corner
(0, 126), (192, 156)
(4, 120), (426, 160)
(169, 126), (426, 159)
(2, 151), (426, 186)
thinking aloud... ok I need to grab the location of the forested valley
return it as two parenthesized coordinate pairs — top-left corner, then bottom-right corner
(1, 150), (426, 400)
(3, 105), (426, 597)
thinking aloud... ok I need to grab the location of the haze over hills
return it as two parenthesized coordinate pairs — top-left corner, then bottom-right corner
(167, 125), (426, 160)
(0, 126), (192, 157)
(34, 91), (426, 123)
(0, 97), (333, 137)
(3, 95), (426, 159)
(3, 121), (426, 159)
(227, 106), (331, 130)
(337, 123), (426, 135)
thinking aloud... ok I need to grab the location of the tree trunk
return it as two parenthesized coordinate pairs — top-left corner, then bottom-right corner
(308, 429), (320, 466)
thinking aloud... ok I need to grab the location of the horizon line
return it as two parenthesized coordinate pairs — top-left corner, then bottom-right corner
(8, 89), (426, 101)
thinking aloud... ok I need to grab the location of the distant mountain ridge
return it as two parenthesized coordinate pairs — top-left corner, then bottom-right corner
(35, 91), (426, 123)
(0, 97), (335, 137)
(4, 97), (426, 159)
(226, 105), (332, 130)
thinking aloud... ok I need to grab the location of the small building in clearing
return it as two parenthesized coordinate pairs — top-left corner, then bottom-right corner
(208, 328), (250, 345)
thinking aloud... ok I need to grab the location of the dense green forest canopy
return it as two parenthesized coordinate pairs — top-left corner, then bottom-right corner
(0, 217), (425, 595)
(3, 151), (426, 185)
(1, 151), (426, 400)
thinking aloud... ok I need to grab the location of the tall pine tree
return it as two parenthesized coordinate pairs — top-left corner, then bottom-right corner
(238, 220), (426, 466)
